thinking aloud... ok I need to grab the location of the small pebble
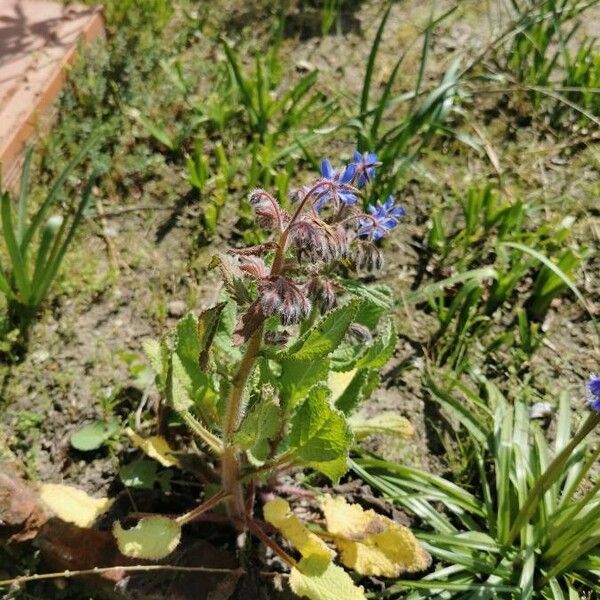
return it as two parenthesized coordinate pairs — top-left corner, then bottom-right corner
(529, 402), (553, 420)
(168, 300), (187, 318)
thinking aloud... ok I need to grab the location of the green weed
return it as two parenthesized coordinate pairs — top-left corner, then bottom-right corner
(423, 185), (587, 370)
(351, 4), (468, 198)
(503, 0), (600, 128)
(0, 142), (96, 340)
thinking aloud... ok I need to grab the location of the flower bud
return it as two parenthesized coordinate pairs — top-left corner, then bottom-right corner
(355, 242), (384, 271)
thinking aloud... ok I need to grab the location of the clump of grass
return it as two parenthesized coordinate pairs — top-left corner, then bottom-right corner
(421, 184), (588, 371)
(0, 143), (96, 349)
(502, 0), (600, 129)
(354, 375), (600, 598)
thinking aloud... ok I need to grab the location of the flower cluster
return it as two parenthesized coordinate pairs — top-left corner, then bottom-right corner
(231, 151), (404, 338)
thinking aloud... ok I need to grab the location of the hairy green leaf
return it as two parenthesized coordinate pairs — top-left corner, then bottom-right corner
(334, 369), (379, 416)
(287, 386), (351, 481)
(235, 394), (281, 465)
(143, 338), (169, 390)
(287, 299), (362, 360)
(279, 357), (330, 408)
(197, 302), (227, 369)
(354, 318), (396, 370)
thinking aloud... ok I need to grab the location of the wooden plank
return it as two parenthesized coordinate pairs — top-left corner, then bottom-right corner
(0, 1), (104, 186)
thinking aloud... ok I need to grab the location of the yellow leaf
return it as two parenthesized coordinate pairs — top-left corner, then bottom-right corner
(349, 412), (415, 441)
(113, 516), (181, 560)
(290, 555), (366, 600)
(263, 498), (332, 560)
(320, 495), (431, 577)
(328, 369), (357, 402)
(126, 427), (179, 467)
(39, 483), (113, 528)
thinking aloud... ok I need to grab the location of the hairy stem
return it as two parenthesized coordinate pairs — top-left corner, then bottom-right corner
(221, 325), (264, 526)
(220, 226), (290, 526)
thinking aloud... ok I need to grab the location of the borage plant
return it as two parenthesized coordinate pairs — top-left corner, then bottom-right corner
(129, 152), (430, 598)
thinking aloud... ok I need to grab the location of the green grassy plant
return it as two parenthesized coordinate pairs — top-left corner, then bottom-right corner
(423, 185), (587, 370)
(354, 375), (600, 597)
(0, 143), (96, 337)
(351, 4), (468, 198)
(503, 0), (600, 128)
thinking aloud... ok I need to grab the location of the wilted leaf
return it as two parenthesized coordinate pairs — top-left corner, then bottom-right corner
(320, 495), (431, 577)
(234, 396), (280, 465)
(289, 555), (366, 600)
(126, 427), (179, 468)
(0, 464), (48, 541)
(70, 420), (119, 451)
(113, 516), (181, 560)
(39, 483), (113, 528)
(287, 386), (351, 482)
(349, 412), (414, 441)
(287, 300), (362, 360)
(263, 498), (332, 560)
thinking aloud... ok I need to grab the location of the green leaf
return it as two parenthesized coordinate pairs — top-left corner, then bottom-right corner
(133, 112), (175, 149)
(120, 460), (173, 492)
(113, 516), (181, 560)
(197, 302), (227, 369)
(279, 357), (330, 408)
(172, 315), (219, 419)
(234, 395), (281, 465)
(287, 386), (352, 482)
(70, 420), (119, 451)
(287, 299), (362, 360)
(208, 255), (252, 306)
(213, 296), (242, 360)
(1, 191), (30, 301)
(353, 318), (396, 370)
(342, 281), (393, 311)
(175, 313), (200, 365)
(308, 455), (349, 483)
(334, 369), (379, 416)
(143, 338), (169, 389)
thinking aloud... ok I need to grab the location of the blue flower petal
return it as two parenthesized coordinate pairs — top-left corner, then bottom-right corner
(321, 159), (334, 180)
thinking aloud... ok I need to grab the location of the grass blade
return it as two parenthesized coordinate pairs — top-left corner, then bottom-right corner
(32, 175), (96, 306)
(359, 3), (392, 132)
(1, 191), (30, 301)
(21, 132), (97, 255)
(501, 242), (596, 337)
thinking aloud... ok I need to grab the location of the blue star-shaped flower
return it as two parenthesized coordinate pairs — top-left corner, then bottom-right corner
(352, 151), (378, 188)
(314, 159), (357, 210)
(358, 195), (405, 241)
(587, 375), (600, 411)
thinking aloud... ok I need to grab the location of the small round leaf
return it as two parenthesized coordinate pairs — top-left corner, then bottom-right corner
(70, 420), (119, 452)
(113, 516), (181, 560)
